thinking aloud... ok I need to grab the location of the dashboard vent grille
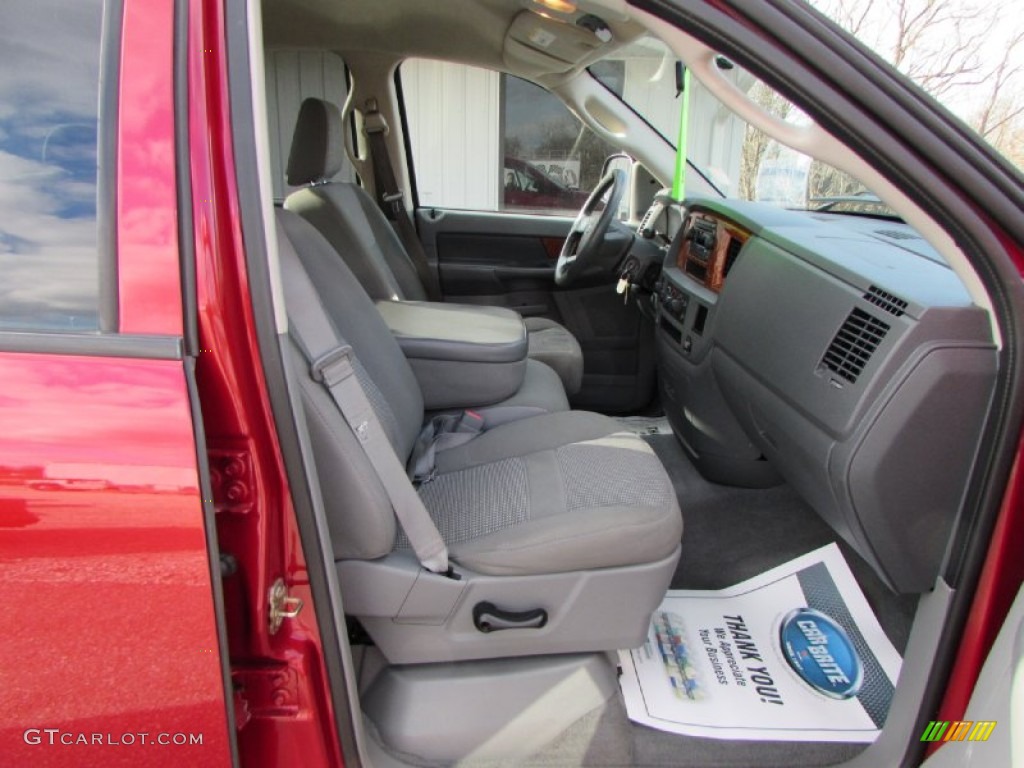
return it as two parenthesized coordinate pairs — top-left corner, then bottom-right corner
(820, 308), (890, 384)
(864, 285), (908, 317)
(723, 237), (743, 278)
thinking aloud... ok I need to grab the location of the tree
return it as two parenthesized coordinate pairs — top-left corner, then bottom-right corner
(504, 135), (524, 159)
(737, 81), (794, 200)
(572, 128), (619, 190)
(980, 104), (1024, 167)
(972, 26), (1024, 155)
(738, 0), (1024, 200)
(806, 161), (867, 202)
(812, 0), (1024, 166)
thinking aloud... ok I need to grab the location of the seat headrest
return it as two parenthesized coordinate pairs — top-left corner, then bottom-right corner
(287, 97), (345, 186)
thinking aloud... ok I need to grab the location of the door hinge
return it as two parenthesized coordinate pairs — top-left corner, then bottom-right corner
(267, 578), (303, 634)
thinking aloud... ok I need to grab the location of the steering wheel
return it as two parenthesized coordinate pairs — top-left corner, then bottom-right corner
(555, 168), (631, 287)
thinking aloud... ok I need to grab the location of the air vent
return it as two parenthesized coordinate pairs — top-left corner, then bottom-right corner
(863, 285), (908, 317)
(819, 308), (890, 384)
(875, 228), (920, 241)
(723, 237), (743, 278)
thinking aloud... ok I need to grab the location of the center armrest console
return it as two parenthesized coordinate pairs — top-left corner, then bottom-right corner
(375, 300), (528, 409)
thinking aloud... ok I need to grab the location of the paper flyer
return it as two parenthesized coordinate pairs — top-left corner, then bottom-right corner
(618, 544), (903, 742)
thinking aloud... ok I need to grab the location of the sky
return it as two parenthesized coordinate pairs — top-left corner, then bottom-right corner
(0, 1), (104, 330)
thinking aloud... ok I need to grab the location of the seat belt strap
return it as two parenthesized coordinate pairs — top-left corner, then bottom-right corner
(363, 99), (443, 301)
(275, 217), (450, 574)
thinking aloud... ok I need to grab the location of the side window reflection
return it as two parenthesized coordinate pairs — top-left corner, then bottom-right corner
(0, 1), (105, 332)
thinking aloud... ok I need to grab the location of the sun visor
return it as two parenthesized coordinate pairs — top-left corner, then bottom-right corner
(503, 11), (602, 73)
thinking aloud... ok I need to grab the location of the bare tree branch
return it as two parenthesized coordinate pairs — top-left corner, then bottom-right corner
(747, 0), (1024, 188)
(976, 25), (1024, 137)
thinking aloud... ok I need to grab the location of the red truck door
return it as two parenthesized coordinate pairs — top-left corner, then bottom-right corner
(0, 1), (232, 765)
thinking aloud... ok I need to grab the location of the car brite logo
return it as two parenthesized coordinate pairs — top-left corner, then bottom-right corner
(920, 720), (997, 743)
(779, 608), (863, 699)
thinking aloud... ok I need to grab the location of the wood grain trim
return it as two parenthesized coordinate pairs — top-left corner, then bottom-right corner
(678, 211), (751, 293)
(540, 236), (564, 260)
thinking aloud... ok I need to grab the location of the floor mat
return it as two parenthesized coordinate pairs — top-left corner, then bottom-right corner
(619, 544), (902, 743)
(645, 433), (918, 655)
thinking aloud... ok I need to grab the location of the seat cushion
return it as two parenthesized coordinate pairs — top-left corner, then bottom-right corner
(452, 359), (569, 429)
(399, 411), (683, 575)
(523, 317), (584, 396)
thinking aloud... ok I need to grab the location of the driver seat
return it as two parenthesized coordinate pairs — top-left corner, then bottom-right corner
(284, 97), (585, 395)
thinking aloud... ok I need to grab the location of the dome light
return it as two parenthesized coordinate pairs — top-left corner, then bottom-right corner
(534, 0), (577, 14)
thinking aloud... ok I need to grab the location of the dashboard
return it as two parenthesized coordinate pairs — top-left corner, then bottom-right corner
(639, 195), (997, 594)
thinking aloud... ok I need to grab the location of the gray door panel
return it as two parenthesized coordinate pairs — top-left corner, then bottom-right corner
(416, 208), (570, 311)
(435, 234), (554, 269)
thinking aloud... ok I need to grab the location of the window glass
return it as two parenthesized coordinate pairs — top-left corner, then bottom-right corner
(401, 59), (618, 215)
(714, 71), (899, 217)
(588, 36), (754, 197)
(0, 1), (106, 331)
(591, 14), (1022, 204)
(590, 34), (895, 213)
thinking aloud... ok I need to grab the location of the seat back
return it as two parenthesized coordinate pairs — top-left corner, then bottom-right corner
(278, 209), (425, 559)
(285, 97), (427, 302)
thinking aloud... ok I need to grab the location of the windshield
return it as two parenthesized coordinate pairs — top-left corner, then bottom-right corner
(589, 37), (899, 219)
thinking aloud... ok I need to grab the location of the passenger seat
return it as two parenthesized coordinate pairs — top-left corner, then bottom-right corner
(277, 209), (683, 663)
(284, 97), (585, 395)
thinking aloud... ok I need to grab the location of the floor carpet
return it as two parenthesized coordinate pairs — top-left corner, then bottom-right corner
(511, 434), (918, 768)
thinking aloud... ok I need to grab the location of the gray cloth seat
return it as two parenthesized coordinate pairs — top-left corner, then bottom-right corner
(284, 96), (585, 395)
(278, 209), (683, 662)
(408, 410), (680, 576)
(522, 317), (583, 396)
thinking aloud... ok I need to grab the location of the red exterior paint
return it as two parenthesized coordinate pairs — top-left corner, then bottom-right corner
(930, 432), (1024, 753)
(188, 0), (343, 764)
(924, 222), (1024, 754)
(117, 0), (184, 336)
(0, 1), (231, 764)
(0, 355), (231, 767)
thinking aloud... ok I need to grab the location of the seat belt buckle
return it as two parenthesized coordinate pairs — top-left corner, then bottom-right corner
(382, 191), (405, 217)
(457, 409), (485, 435)
(310, 345), (355, 387)
(363, 110), (389, 135)
(412, 466), (437, 489)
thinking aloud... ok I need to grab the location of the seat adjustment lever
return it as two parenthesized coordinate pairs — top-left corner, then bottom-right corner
(472, 601), (548, 633)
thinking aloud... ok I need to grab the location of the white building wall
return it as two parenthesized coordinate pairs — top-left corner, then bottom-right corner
(401, 60), (501, 210)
